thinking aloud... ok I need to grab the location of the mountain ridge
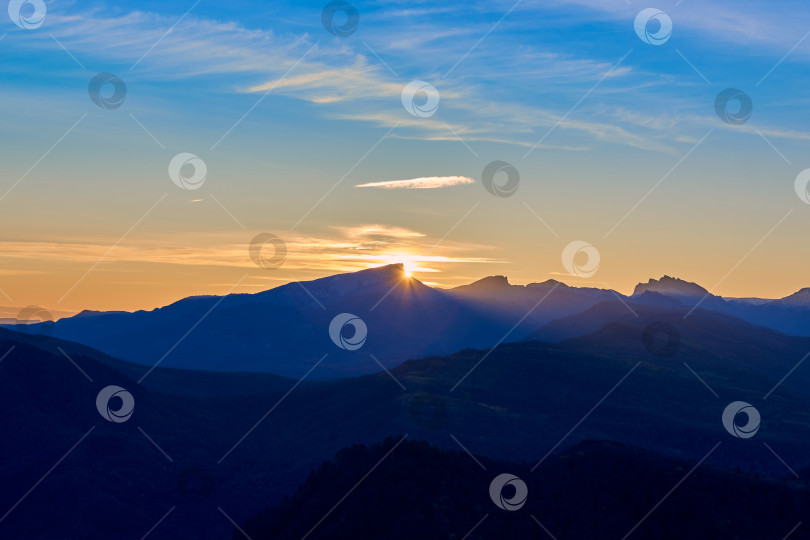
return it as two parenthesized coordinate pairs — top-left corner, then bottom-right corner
(4, 308), (810, 539)
(6, 266), (810, 378)
(7, 268), (810, 325)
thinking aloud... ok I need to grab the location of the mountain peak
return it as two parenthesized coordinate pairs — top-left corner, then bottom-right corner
(74, 309), (128, 318)
(451, 275), (510, 293)
(252, 263), (415, 307)
(473, 275), (510, 287)
(780, 287), (810, 305)
(305, 263), (411, 288)
(527, 279), (567, 289)
(633, 276), (709, 298)
(363, 263), (406, 278)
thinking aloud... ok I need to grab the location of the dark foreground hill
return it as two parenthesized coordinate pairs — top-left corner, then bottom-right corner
(3, 301), (810, 539)
(237, 438), (810, 540)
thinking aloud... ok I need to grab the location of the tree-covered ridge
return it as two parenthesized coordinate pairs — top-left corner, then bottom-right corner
(238, 438), (810, 539)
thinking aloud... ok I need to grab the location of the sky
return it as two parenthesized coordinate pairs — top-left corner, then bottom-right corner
(1, 0), (810, 316)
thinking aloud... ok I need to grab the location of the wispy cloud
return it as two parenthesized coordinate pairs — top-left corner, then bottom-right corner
(335, 225), (426, 238)
(0, 305), (76, 320)
(10, 1), (810, 155)
(0, 225), (497, 276)
(355, 176), (475, 189)
(16, 7), (687, 152)
(530, 0), (810, 54)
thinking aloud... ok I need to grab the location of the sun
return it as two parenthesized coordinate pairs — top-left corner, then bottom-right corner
(401, 260), (416, 278)
(374, 254), (427, 279)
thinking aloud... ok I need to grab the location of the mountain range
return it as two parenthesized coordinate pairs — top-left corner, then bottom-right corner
(3, 265), (810, 538)
(7, 265), (810, 379)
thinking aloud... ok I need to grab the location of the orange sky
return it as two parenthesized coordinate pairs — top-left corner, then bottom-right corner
(1, 204), (808, 319)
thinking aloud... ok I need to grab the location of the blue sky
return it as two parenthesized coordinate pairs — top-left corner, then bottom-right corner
(1, 0), (810, 313)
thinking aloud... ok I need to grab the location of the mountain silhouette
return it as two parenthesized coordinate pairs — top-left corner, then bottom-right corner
(6, 266), (810, 387)
(237, 438), (809, 540)
(632, 275), (711, 297)
(8, 267), (810, 380)
(3, 298), (810, 539)
(20, 265), (524, 379)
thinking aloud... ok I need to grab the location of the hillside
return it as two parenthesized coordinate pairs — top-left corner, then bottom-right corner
(237, 438), (810, 539)
(3, 304), (810, 538)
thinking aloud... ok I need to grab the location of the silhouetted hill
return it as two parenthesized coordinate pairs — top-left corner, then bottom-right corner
(530, 299), (777, 344)
(448, 274), (616, 330)
(633, 275), (711, 297)
(237, 438), (810, 540)
(780, 287), (810, 306)
(4, 305), (810, 538)
(19, 265), (524, 379)
(18, 265), (530, 379)
(628, 276), (810, 338)
(0, 328), (333, 540)
(0, 327), (299, 398)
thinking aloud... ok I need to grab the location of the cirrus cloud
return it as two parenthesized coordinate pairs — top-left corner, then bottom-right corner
(355, 176), (475, 189)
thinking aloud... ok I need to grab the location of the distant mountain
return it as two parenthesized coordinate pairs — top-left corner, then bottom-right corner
(531, 299), (642, 342)
(19, 266), (620, 379)
(779, 287), (810, 306)
(633, 275), (710, 298)
(23, 265), (529, 379)
(627, 277), (810, 338)
(447, 274), (617, 329)
(9, 268), (810, 380)
(529, 298), (766, 344)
